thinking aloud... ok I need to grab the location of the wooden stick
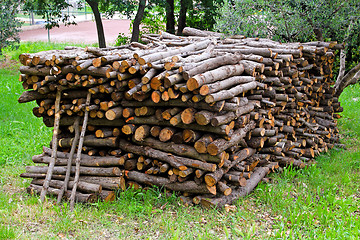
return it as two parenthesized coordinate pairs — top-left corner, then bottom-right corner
(70, 92), (91, 211)
(40, 90), (61, 202)
(57, 116), (80, 204)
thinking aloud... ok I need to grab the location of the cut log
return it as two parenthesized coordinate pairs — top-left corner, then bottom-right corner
(28, 184), (97, 203)
(26, 165), (121, 176)
(119, 139), (216, 172)
(200, 167), (269, 208)
(207, 121), (256, 155)
(126, 171), (212, 194)
(187, 64), (245, 91)
(135, 137), (223, 163)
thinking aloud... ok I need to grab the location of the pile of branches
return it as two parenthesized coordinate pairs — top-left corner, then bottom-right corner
(18, 27), (343, 208)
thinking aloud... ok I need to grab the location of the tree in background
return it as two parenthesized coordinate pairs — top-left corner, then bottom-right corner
(186, 0), (223, 31)
(85, 0), (106, 48)
(23, 0), (76, 29)
(23, 0), (108, 48)
(214, 0), (360, 96)
(165, 0), (175, 34)
(177, 0), (191, 35)
(131, 0), (147, 42)
(0, 0), (23, 54)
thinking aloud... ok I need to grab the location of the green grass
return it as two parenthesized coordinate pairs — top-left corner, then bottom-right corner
(0, 42), (359, 239)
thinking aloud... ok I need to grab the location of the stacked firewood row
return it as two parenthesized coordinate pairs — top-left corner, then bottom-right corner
(18, 27), (343, 207)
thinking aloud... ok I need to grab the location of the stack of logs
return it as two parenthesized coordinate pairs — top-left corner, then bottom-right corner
(18, 27), (343, 208)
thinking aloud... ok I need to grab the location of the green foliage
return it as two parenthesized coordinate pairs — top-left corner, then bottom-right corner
(187, 0), (223, 31)
(23, 0), (77, 29)
(115, 32), (130, 46)
(0, 0), (23, 54)
(215, 0), (360, 73)
(140, 3), (166, 35)
(99, 0), (137, 19)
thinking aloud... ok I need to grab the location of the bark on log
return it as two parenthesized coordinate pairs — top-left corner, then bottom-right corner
(199, 76), (255, 96)
(32, 179), (102, 194)
(28, 184), (97, 203)
(134, 137), (223, 163)
(200, 167), (269, 208)
(207, 121), (256, 155)
(26, 165), (122, 176)
(32, 155), (125, 167)
(119, 139), (216, 172)
(187, 64), (244, 91)
(126, 171), (212, 194)
(182, 53), (242, 80)
(205, 81), (258, 103)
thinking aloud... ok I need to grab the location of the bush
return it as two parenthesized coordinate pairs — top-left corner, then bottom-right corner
(0, 0), (22, 55)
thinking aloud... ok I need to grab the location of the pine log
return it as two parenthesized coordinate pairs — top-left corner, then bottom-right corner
(181, 108), (196, 124)
(194, 135), (214, 153)
(40, 90), (61, 202)
(138, 39), (211, 65)
(204, 148), (255, 187)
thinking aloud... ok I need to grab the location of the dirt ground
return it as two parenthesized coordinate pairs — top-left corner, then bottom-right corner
(19, 19), (131, 45)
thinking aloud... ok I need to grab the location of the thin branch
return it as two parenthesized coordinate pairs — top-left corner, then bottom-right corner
(335, 61), (360, 96)
(70, 92), (91, 211)
(336, 49), (346, 83)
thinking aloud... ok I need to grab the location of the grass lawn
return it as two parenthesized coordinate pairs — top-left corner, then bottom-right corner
(0, 42), (359, 239)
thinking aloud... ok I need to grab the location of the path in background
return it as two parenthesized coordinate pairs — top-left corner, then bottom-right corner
(19, 19), (131, 45)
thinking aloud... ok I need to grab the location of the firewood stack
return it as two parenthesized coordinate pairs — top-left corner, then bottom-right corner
(18, 27), (343, 208)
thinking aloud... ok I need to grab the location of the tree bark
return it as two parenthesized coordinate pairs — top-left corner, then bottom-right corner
(200, 167), (269, 208)
(177, 0), (190, 35)
(119, 139), (217, 172)
(207, 121), (256, 155)
(187, 64), (245, 91)
(86, 0), (106, 48)
(166, 0), (175, 34)
(28, 184), (97, 203)
(125, 171), (212, 194)
(131, 0), (147, 43)
(40, 90), (61, 202)
(134, 137), (224, 163)
(26, 166), (122, 177)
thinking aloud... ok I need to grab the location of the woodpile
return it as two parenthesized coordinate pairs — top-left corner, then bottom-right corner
(18, 27), (343, 208)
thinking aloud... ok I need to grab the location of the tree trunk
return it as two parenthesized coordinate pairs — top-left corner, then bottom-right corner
(131, 0), (147, 43)
(86, 0), (106, 48)
(177, 0), (190, 35)
(166, 0), (175, 34)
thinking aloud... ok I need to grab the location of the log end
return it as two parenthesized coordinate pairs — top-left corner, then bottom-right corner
(187, 78), (200, 91)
